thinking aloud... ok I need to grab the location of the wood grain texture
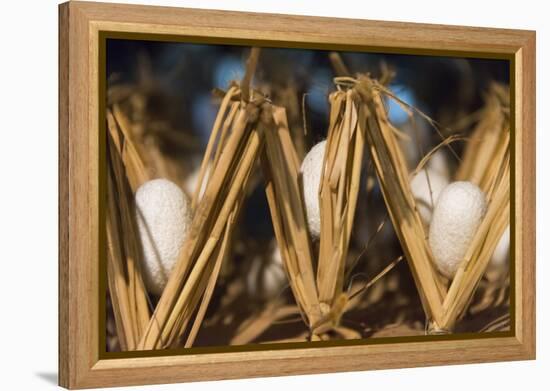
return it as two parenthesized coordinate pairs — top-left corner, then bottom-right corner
(58, 1), (536, 388)
(517, 32), (536, 353)
(58, 3), (70, 387)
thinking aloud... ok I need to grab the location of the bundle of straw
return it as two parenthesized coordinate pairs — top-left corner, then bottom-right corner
(456, 83), (510, 192)
(106, 107), (151, 350)
(315, 87), (367, 333)
(441, 84), (510, 330)
(137, 49), (266, 350)
(261, 78), (397, 338)
(260, 105), (322, 331)
(346, 74), (509, 332)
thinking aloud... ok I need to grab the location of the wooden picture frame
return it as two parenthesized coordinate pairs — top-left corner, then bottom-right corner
(59, 1), (536, 389)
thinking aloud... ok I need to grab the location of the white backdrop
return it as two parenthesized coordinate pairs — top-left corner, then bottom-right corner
(0, 0), (546, 389)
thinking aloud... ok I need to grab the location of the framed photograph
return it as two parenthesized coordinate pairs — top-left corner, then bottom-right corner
(59, 1), (536, 389)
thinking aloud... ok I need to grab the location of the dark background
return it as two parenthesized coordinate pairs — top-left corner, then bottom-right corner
(105, 39), (510, 347)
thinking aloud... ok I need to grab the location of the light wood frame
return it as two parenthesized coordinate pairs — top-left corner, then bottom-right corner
(59, 1), (536, 388)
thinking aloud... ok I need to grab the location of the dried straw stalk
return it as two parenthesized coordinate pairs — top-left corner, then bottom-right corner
(230, 301), (301, 345)
(137, 100), (263, 350)
(316, 88), (365, 329)
(346, 74), (509, 332)
(230, 88), (375, 343)
(138, 48), (264, 350)
(346, 75), (447, 328)
(456, 83), (510, 192)
(260, 88), (369, 337)
(442, 84), (510, 330)
(106, 108), (151, 350)
(107, 108), (149, 192)
(260, 106), (322, 330)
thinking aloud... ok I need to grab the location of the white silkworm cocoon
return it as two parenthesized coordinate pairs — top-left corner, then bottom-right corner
(247, 243), (287, 299)
(429, 181), (487, 279)
(300, 140), (326, 238)
(135, 178), (192, 295)
(184, 163), (209, 201)
(427, 149), (451, 179)
(490, 225), (510, 268)
(410, 169), (449, 227)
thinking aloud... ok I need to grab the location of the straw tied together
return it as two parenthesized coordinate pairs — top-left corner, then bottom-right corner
(107, 48), (510, 350)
